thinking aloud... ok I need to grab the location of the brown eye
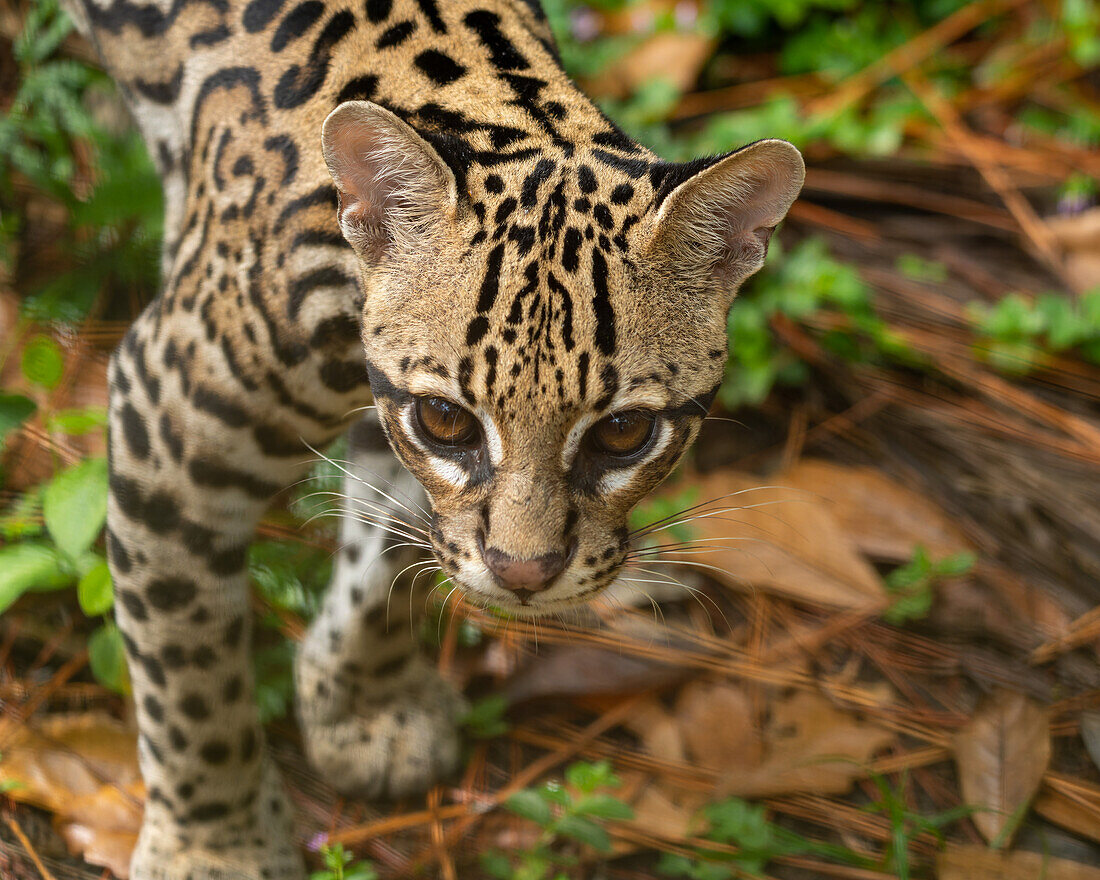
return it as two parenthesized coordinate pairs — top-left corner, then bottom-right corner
(591, 411), (656, 457)
(415, 396), (480, 447)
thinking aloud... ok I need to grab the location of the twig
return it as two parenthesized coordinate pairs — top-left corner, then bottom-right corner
(1030, 604), (1100, 664)
(903, 72), (1072, 289)
(4, 813), (59, 880)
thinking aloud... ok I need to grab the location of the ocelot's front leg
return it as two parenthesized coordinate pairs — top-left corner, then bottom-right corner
(295, 416), (466, 800)
(108, 317), (319, 880)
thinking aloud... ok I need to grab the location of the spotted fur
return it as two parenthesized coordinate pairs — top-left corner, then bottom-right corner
(66, 1), (804, 876)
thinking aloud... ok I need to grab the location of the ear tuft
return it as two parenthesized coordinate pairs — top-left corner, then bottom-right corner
(653, 139), (805, 292)
(321, 101), (456, 263)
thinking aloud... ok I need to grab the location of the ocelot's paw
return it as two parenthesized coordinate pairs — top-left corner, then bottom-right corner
(130, 817), (305, 880)
(130, 839), (305, 880)
(130, 762), (304, 880)
(297, 656), (467, 800)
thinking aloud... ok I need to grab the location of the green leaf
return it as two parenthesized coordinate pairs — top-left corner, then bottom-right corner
(657, 852), (695, 877)
(573, 793), (634, 820)
(538, 780), (570, 806)
(505, 789), (553, 827)
(253, 641), (296, 723)
(43, 457), (108, 559)
(555, 814), (611, 852)
(461, 694), (510, 739)
(88, 622), (130, 695)
(20, 334), (64, 390)
(934, 551), (976, 578)
(565, 760), (619, 793)
(0, 393), (36, 450)
(77, 559), (113, 615)
(47, 406), (107, 436)
(0, 543), (71, 612)
(480, 851), (514, 880)
(691, 863), (737, 880)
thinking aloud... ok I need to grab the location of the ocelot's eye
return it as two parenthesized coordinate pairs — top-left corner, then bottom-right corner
(590, 411), (656, 457)
(415, 396), (480, 447)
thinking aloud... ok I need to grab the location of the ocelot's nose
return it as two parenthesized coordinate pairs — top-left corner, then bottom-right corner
(481, 542), (573, 595)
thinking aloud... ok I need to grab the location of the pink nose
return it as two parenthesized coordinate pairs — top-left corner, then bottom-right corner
(482, 545), (569, 594)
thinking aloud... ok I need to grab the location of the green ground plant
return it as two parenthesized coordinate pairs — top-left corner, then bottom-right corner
(883, 545), (976, 625)
(461, 693), (512, 740)
(310, 843), (378, 880)
(482, 760), (634, 880)
(864, 771), (976, 880)
(657, 797), (872, 879)
(969, 289), (1100, 374)
(1, 0), (161, 320)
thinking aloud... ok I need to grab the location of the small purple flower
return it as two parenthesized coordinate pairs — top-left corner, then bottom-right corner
(1057, 189), (1095, 216)
(570, 8), (600, 42)
(674, 1), (699, 29)
(307, 832), (329, 852)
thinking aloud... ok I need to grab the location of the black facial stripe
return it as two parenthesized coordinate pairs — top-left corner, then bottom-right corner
(363, 359), (413, 406)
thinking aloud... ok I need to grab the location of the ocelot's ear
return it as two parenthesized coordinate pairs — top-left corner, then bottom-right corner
(322, 101), (457, 263)
(651, 139), (805, 295)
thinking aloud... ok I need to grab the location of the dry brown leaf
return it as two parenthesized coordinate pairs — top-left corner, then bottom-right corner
(779, 460), (972, 562)
(662, 469), (886, 610)
(675, 681), (760, 771)
(622, 698), (688, 765)
(716, 689), (894, 797)
(937, 844), (1100, 879)
(629, 783), (697, 841)
(0, 712), (140, 809)
(953, 689), (1050, 846)
(502, 643), (687, 703)
(1047, 207), (1100, 295)
(0, 713), (141, 878)
(57, 823), (138, 879)
(57, 781), (144, 878)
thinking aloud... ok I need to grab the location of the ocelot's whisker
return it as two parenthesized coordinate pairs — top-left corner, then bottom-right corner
(342, 404), (379, 419)
(292, 465), (430, 526)
(338, 494), (432, 539)
(629, 488), (807, 539)
(304, 441), (433, 525)
(436, 582), (464, 645)
(629, 561), (756, 580)
(622, 564), (732, 631)
(314, 457), (433, 522)
(612, 579), (667, 629)
(303, 509), (429, 549)
(298, 489), (431, 540)
(385, 558), (440, 628)
(627, 535), (775, 556)
(630, 501), (803, 544)
(665, 556), (768, 606)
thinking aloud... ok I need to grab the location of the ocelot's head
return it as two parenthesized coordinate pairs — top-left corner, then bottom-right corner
(323, 101), (804, 616)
